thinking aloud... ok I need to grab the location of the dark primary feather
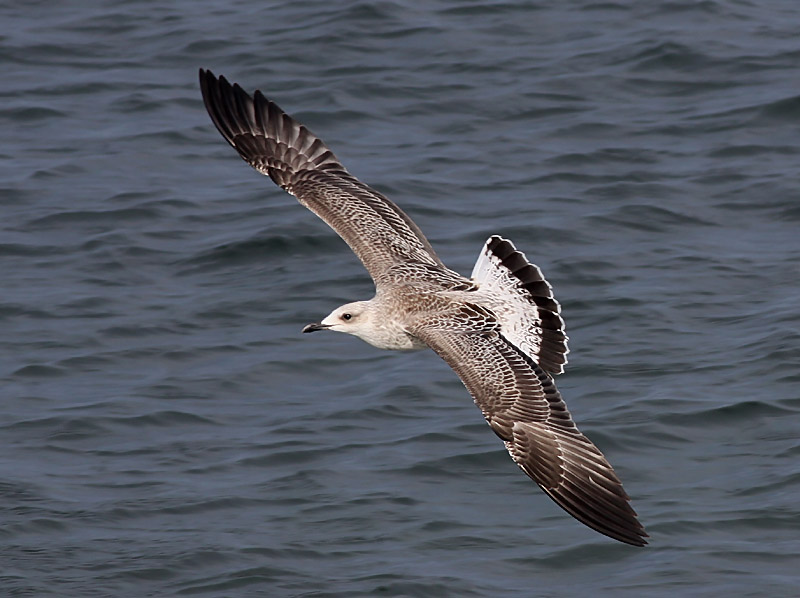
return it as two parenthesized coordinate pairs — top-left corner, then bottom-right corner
(199, 69), (444, 283)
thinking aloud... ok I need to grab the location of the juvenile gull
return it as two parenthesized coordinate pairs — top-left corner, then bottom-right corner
(199, 69), (648, 546)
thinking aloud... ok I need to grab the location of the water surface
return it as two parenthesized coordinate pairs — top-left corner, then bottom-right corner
(2, 1), (799, 596)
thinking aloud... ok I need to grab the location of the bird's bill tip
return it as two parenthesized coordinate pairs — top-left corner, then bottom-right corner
(302, 322), (330, 333)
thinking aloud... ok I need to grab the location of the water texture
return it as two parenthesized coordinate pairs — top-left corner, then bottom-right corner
(2, 1), (799, 596)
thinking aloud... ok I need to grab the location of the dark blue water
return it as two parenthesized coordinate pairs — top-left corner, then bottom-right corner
(2, 1), (799, 596)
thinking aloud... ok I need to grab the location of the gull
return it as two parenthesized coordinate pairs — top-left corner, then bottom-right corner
(199, 69), (648, 546)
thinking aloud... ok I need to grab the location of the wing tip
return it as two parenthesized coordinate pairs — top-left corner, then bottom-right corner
(198, 69), (350, 178)
(544, 484), (649, 546)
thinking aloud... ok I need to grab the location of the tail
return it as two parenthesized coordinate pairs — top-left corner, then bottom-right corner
(471, 236), (569, 375)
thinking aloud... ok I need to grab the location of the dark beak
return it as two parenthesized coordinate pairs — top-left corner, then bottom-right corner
(302, 322), (330, 333)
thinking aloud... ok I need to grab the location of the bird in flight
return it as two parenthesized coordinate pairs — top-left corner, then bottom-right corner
(199, 69), (647, 546)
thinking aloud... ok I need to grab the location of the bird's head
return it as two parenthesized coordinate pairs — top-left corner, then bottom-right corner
(302, 301), (374, 339)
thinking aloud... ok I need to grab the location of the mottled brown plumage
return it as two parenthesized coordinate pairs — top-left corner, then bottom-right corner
(199, 69), (648, 546)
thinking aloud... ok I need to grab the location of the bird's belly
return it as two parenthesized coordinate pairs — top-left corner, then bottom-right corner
(363, 330), (428, 352)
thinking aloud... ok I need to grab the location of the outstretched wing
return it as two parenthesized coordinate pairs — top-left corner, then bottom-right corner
(199, 69), (444, 283)
(412, 313), (647, 546)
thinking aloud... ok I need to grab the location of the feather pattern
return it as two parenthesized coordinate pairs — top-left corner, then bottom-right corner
(472, 235), (569, 375)
(412, 317), (647, 546)
(199, 69), (445, 283)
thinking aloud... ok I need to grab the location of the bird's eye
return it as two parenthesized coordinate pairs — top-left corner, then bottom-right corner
(341, 313), (352, 321)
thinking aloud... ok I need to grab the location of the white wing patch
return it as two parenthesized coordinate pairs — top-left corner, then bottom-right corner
(471, 236), (569, 375)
